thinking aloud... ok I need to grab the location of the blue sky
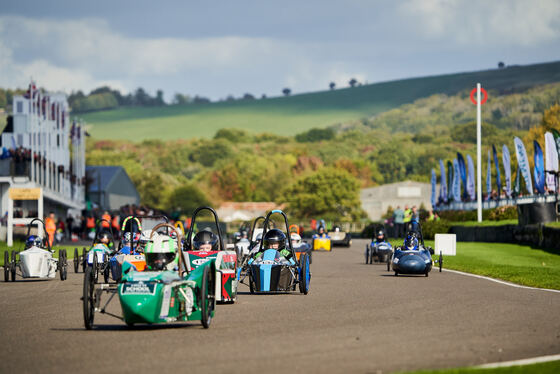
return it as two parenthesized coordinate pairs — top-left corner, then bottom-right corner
(1, 0), (559, 101)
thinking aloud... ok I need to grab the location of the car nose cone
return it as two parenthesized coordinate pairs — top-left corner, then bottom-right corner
(401, 256), (424, 272)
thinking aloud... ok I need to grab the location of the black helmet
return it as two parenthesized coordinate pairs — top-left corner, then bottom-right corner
(318, 226), (325, 233)
(263, 229), (286, 250)
(98, 229), (111, 242)
(376, 229), (385, 241)
(193, 231), (218, 251)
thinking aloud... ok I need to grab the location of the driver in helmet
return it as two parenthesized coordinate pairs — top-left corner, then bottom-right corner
(120, 232), (141, 254)
(290, 233), (303, 248)
(138, 229), (152, 252)
(145, 236), (177, 271)
(193, 230), (218, 251)
(25, 235), (43, 249)
(313, 226), (329, 239)
(373, 229), (386, 244)
(95, 229), (114, 250)
(403, 233), (419, 251)
(254, 229), (291, 259)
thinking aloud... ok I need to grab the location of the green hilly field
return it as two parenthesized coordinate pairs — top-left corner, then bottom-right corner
(82, 61), (560, 141)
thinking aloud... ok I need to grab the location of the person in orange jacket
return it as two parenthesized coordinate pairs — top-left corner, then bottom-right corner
(45, 212), (56, 247)
(101, 211), (111, 228)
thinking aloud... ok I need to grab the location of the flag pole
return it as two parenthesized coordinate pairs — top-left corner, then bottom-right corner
(477, 83), (483, 222)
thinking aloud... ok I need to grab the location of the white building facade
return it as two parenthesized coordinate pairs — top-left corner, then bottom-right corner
(0, 82), (85, 238)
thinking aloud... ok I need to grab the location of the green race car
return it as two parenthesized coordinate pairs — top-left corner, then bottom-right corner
(83, 222), (216, 329)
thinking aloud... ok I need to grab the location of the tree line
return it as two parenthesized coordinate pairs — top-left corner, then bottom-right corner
(85, 83), (560, 220)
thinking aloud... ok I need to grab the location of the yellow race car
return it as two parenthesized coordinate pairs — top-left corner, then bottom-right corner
(312, 237), (332, 251)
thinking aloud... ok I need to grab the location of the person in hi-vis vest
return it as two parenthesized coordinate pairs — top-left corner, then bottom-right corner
(45, 212), (57, 247)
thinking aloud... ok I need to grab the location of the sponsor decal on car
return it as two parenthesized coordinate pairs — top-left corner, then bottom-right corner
(122, 281), (156, 295)
(192, 258), (210, 266)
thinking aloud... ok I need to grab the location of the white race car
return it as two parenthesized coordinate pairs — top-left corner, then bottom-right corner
(4, 218), (68, 282)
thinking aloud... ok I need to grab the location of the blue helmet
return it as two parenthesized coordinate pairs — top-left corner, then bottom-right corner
(404, 234), (418, 251)
(25, 235), (42, 249)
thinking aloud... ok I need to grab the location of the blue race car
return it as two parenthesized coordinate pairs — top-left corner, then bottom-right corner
(245, 210), (310, 294)
(365, 226), (392, 265)
(390, 224), (442, 276)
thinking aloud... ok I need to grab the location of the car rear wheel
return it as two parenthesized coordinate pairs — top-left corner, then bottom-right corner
(74, 248), (79, 273)
(81, 247), (87, 273)
(394, 271), (398, 277)
(92, 253), (98, 283)
(10, 251), (16, 281)
(249, 272), (255, 294)
(59, 250), (67, 281)
(299, 254), (310, 295)
(200, 266), (215, 329)
(103, 258), (110, 284)
(83, 266), (95, 330)
(4, 251), (9, 282)
(387, 257), (391, 272)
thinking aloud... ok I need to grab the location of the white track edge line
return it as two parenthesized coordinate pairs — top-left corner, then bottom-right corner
(442, 268), (560, 293)
(474, 353), (560, 368)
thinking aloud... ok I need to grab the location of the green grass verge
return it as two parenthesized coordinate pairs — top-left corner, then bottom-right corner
(402, 359), (560, 374)
(449, 220), (518, 227)
(424, 240), (560, 290)
(82, 61), (560, 140)
(0, 241), (86, 267)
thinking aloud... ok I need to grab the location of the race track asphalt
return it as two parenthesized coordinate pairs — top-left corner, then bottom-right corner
(1, 239), (559, 374)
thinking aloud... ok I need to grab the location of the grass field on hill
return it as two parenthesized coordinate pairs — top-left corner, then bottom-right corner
(82, 61), (560, 141)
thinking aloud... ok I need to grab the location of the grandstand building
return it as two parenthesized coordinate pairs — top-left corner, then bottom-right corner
(0, 82), (85, 242)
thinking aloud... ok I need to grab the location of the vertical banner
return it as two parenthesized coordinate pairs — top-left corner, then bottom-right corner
(466, 154), (475, 200)
(545, 132), (558, 192)
(486, 150), (492, 198)
(502, 144), (512, 198)
(552, 129), (560, 154)
(514, 165), (520, 195)
(439, 159), (447, 202)
(431, 169), (436, 208)
(513, 137), (533, 195)
(533, 140), (545, 194)
(457, 152), (467, 198)
(492, 145), (502, 195)
(447, 160), (453, 199)
(452, 158), (461, 202)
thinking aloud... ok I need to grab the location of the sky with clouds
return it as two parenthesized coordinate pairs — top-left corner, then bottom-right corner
(1, 0), (559, 101)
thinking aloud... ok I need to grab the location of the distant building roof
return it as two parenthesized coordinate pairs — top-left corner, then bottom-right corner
(86, 166), (124, 192)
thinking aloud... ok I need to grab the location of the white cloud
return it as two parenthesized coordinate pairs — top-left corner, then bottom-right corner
(0, 15), (365, 98)
(399, 0), (560, 46)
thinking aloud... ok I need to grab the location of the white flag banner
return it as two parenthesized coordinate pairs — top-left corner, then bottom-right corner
(452, 158), (461, 202)
(545, 132), (558, 192)
(466, 154), (475, 200)
(514, 137), (533, 195)
(502, 145), (512, 198)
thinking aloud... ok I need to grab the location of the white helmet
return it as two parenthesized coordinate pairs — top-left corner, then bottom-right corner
(140, 229), (153, 243)
(290, 233), (302, 244)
